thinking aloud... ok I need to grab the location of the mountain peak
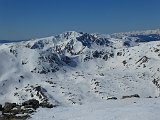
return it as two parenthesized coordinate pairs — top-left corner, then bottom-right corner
(55, 31), (82, 40)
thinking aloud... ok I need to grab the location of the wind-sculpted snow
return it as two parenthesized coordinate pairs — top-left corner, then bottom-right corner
(0, 29), (160, 114)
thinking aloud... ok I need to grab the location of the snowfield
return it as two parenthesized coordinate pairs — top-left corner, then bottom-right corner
(0, 29), (160, 119)
(30, 98), (160, 120)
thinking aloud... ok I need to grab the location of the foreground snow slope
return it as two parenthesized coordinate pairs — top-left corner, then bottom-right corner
(30, 98), (160, 120)
(0, 29), (160, 119)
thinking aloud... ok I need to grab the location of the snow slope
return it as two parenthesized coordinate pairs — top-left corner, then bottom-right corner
(30, 98), (160, 120)
(0, 30), (160, 119)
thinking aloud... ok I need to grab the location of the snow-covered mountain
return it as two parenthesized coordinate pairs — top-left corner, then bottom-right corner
(1, 29), (160, 119)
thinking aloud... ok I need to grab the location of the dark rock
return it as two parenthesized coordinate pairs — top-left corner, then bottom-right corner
(39, 102), (54, 108)
(40, 70), (47, 74)
(33, 86), (48, 102)
(107, 97), (117, 100)
(35, 86), (42, 92)
(95, 82), (100, 86)
(147, 96), (152, 98)
(3, 102), (17, 113)
(0, 113), (30, 120)
(22, 99), (39, 109)
(154, 49), (159, 52)
(10, 107), (21, 115)
(103, 54), (108, 61)
(61, 56), (71, 64)
(93, 51), (101, 58)
(110, 53), (114, 58)
(0, 101), (37, 119)
(24, 105), (34, 109)
(117, 52), (122, 56)
(122, 94), (140, 99)
(122, 60), (127, 65)
(46, 81), (53, 84)
(20, 76), (24, 79)
(22, 61), (27, 65)
(76, 33), (93, 48)
(99, 73), (104, 76)
(84, 56), (91, 62)
(22, 108), (35, 114)
(131, 94), (140, 98)
(35, 86), (47, 94)
(0, 104), (2, 111)
(136, 56), (149, 64)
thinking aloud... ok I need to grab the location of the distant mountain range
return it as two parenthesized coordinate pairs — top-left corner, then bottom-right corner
(0, 40), (27, 43)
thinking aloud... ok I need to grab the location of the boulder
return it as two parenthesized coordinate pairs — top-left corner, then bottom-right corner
(22, 99), (39, 109)
(122, 94), (140, 99)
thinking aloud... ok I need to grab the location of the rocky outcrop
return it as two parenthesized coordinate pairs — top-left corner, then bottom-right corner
(0, 99), (55, 120)
(107, 97), (117, 100)
(3, 102), (17, 113)
(39, 101), (54, 108)
(122, 94), (140, 99)
(22, 99), (39, 109)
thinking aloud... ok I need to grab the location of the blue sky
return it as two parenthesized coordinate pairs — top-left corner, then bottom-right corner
(0, 0), (160, 40)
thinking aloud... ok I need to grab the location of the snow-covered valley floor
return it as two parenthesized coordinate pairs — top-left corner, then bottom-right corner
(30, 98), (160, 120)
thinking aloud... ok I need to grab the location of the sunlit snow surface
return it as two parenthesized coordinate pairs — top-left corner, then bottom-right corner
(30, 98), (160, 120)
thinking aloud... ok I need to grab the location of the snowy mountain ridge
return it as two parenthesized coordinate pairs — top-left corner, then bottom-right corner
(0, 29), (160, 108)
